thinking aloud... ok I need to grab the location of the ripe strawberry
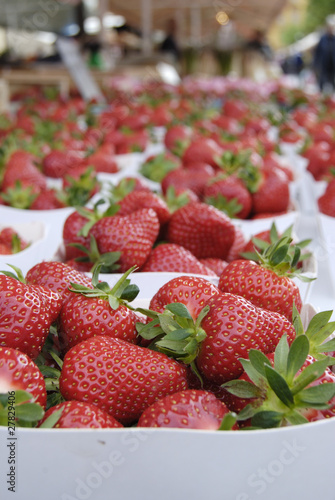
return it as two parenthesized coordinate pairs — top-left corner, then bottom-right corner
(42, 150), (70, 178)
(226, 225), (247, 262)
(38, 401), (123, 429)
(0, 242), (12, 254)
(59, 335), (188, 425)
(63, 209), (94, 261)
(26, 261), (94, 307)
(0, 346), (47, 408)
(0, 227), (28, 253)
(139, 292), (295, 385)
(58, 267), (141, 352)
(85, 143), (119, 174)
(29, 188), (67, 210)
(0, 275), (55, 359)
(137, 389), (231, 429)
(252, 167), (290, 215)
(2, 151), (46, 192)
(203, 175), (252, 219)
(167, 202), (236, 260)
(117, 190), (171, 226)
(161, 164), (215, 199)
(90, 208), (160, 272)
(182, 138), (223, 169)
(218, 235), (307, 320)
(148, 275), (220, 319)
(164, 125), (193, 157)
(318, 179), (335, 216)
(141, 243), (217, 276)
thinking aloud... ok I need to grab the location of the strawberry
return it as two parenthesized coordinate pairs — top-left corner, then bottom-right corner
(141, 243), (217, 276)
(117, 190), (171, 226)
(0, 346), (47, 408)
(59, 335), (188, 425)
(90, 208), (160, 272)
(218, 243), (304, 321)
(25, 261), (94, 307)
(0, 243), (12, 254)
(0, 275), (55, 359)
(42, 150), (70, 178)
(38, 401), (123, 429)
(226, 225), (247, 262)
(29, 188), (67, 210)
(148, 275), (220, 319)
(0, 181), (39, 209)
(203, 175), (252, 219)
(63, 208), (95, 261)
(223, 333), (335, 428)
(164, 125), (192, 156)
(58, 267), (141, 352)
(167, 202), (236, 260)
(251, 166), (290, 215)
(318, 179), (335, 216)
(85, 142), (119, 174)
(182, 137), (223, 169)
(60, 166), (100, 207)
(138, 292), (296, 384)
(1, 151), (46, 192)
(0, 228), (28, 253)
(137, 389), (231, 429)
(161, 164), (215, 199)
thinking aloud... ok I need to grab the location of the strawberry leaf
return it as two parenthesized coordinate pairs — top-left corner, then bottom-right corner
(38, 408), (63, 429)
(285, 410), (309, 426)
(248, 349), (272, 376)
(264, 365), (294, 408)
(218, 412), (237, 431)
(222, 380), (263, 399)
(165, 303), (193, 319)
(274, 334), (290, 376)
(291, 357), (332, 395)
(286, 335), (310, 383)
(251, 410), (282, 428)
(297, 383), (335, 405)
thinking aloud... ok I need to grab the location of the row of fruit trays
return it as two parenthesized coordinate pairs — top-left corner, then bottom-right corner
(1, 77), (335, 500)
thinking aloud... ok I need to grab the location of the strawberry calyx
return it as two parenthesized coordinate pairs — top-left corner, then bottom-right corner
(215, 150), (262, 193)
(0, 264), (26, 283)
(223, 334), (335, 429)
(68, 234), (121, 273)
(0, 180), (38, 209)
(164, 185), (195, 212)
(204, 194), (243, 218)
(68, 264), (139, 310)
(136, 302), (210, 381)
(139, 153), (179, 183)
(60, 167), (101, 207)
(107, 178), (138, 204)
(292, 304), (335, 361)
(244, 233), (314, 281)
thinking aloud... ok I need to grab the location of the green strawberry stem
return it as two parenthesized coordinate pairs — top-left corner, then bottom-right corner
(69, 234), (121, 273)
(0, 390), (45, 428)
(68, 264), (139, 310)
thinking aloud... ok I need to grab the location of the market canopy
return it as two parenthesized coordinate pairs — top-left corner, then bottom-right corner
(106, 0), (288, 44)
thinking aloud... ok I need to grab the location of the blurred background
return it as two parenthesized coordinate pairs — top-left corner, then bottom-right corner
(0, 0), (334, 91)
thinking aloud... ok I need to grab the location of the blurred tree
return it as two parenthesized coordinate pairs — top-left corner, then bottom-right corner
(304, 0), (335, 32)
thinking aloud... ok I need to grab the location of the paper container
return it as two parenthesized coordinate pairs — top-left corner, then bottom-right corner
(316, 213), (335, 291)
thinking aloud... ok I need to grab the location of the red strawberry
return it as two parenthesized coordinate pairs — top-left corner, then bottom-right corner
(0, 242), (12, 254)
(85, 142), (119, 174)
(318, 179), (335, 216)
(148, 275), (220, 319)
(26, 261), (94, 307)
(0, 275), (55, 359)
(226, 225), (247, 262)
(167, 202), (236, 260)
(161, 164), (215, 199)
(137, 389), (231, 429)
(218, 259), (302, 321)
(2, 151), (46, 191)
(38, 401), (123, 429)
(117, 190), (171, 226)
(141, 243), (217, 276)
(203, 175), (252, 219)
(164, 125), (192, 156)
(42, 150), (70, 178)
(182, 138), (223, 169)
(0, 227), (28, 253)
(0, 346), (47, 408)
(252, 167), (290, 215)
(59, 335), (188, 425)
(58, 268), (141, 352)
(29, 188), (67, 210)
(90, 208), (160, 272)
(63, 209), (94, 261)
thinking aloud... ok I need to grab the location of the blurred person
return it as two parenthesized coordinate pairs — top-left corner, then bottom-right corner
(242, 29), (279, 81)
(246, 29), (273, 62)
(160, 18), (181, 63)
(313, 18), (335, 92)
